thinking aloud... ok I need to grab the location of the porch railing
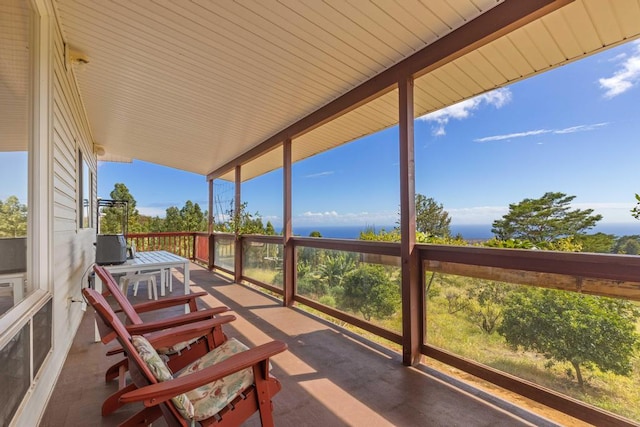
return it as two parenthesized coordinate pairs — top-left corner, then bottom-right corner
(131, 231), (640, 426)
(215, 232), (640, 427)
(126, 232), (209, 264)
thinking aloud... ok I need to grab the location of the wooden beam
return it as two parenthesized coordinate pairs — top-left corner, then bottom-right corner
(234, 166), (242, 284)
(399, 77), (421, 366)
(207, 0), (573, 181)
(208, 180), (214, 269)
(282, 139), (294, 307)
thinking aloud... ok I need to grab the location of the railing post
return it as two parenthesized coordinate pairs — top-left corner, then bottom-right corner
(209, 234), (215, 270)
(191, 232), (196, 261)
(399, 76), (422, 366)
(234, 166), (243, 284)
(208, 179), (215, 270)
(283, 139), (295, 307)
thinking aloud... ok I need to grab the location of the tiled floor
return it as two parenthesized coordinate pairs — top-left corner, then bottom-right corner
(42, 263), (573, 426)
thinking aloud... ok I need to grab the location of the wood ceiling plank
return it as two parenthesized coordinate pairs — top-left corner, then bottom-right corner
(522, 20), (567, 65)
(451, 55), (498, 89)
(507, 28), (550, 71)
(560, 1), (602, 53)
(610, 0), (640, 39)
(489, 37), (534, 77)
(583, 0), (623, 46)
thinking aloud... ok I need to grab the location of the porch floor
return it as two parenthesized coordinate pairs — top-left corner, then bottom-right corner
(42, 263), (583, 426)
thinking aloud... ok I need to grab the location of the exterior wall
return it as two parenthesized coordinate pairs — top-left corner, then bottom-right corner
(11, 1), (96, 425)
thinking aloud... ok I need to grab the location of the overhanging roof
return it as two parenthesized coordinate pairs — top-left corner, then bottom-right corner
(53, 0), (640, 182)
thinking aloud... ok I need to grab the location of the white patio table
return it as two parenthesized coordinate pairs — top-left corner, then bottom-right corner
(92, 250), (191, 341)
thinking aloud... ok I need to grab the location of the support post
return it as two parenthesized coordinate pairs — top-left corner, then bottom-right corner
(399, 77), (422, 366)
(234, 166), (242, 283)
(283, 139), (295, 307)
(208, 179), (214, 269)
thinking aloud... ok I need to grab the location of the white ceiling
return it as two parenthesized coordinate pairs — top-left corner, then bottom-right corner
(52, 0), (640, 182)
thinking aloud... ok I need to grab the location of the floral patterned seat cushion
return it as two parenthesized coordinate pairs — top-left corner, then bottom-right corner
(133, 335), (256, 423)
(132, 335), (195, 419)
(177, 337), (254, 422)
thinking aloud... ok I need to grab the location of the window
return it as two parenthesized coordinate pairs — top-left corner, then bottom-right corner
(0, 3), (53, 424)
(0, 0), (32, 318)
(79, 149), (92, 228)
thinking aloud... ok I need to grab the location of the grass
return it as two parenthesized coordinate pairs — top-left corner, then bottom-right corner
(426, 295), (640, 422)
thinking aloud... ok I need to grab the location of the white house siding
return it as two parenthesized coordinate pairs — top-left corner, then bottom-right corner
(12, 2), (97, 425)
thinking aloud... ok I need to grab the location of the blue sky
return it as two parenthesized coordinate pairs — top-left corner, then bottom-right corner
(92, 39), (640, 232)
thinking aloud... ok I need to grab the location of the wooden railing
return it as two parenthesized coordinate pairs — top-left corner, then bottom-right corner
(135, 231), (640, 426)
(220, 233), (640, 426)
(126, 232), (210, 264)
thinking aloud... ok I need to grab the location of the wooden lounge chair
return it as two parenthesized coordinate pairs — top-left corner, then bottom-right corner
(93, 265), (233, 416)
(83, 287), (287, 427)
(95, 264), (229, 352)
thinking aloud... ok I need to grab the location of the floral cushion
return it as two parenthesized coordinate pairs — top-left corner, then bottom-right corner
(177, 338), (254, 421)
(132, 335), (195, 420)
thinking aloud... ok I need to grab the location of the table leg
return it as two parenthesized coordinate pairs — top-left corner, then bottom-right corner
(183, 261), (190, 313)
(160, 269), (166, 297)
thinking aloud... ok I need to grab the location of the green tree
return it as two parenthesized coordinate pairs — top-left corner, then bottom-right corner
(164, 206), (183, 231)
(574, 232), (615, 253)
(147, 215), (166, 232)
(180, 200), (206, 231)
(491, 192), (602, 243)
(465, 281), (512, 334)
(223, 201), (264, 235)
(0, 195), (28, 237)
(264, 221), (276, 235)
(100, 183), (143, 233)
(498, 288), (640, 388)
(309, 230), (322, 238)
(613, 235), (640, 255)
(415, 194), (451, 237)
(337, 265), (399, 321)
(631, 193), (640, 220)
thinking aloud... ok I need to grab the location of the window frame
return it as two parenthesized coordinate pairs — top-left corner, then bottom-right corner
(78, 148), (93, 229)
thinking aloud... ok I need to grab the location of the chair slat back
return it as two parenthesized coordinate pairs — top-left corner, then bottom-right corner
(83, 286), (189, 426)
(94, 265), (144, 324)
(82, 287), (158, 387)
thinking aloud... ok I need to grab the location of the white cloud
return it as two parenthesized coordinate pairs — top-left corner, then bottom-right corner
(296, 210), (397, 226)
(303, 210), (339, 218)
(474, 122), (608, 143)
(305, 171), (334, 178)
(418, 88), (512, 136)
(553, 123), (608, 134)
(599, 40), (640, 98)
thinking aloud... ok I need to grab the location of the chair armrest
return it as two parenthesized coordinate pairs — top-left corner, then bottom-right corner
(120, 340), (287, 405)
(107, 315), (235, 356)
(131, 292), (225, 314)
(125, 310), (234, 335)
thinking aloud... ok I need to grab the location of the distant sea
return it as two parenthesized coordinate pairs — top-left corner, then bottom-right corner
(292, 223), (640, 240)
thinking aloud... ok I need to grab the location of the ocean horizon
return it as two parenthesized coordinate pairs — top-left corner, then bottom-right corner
(290, 223), (640, 240)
